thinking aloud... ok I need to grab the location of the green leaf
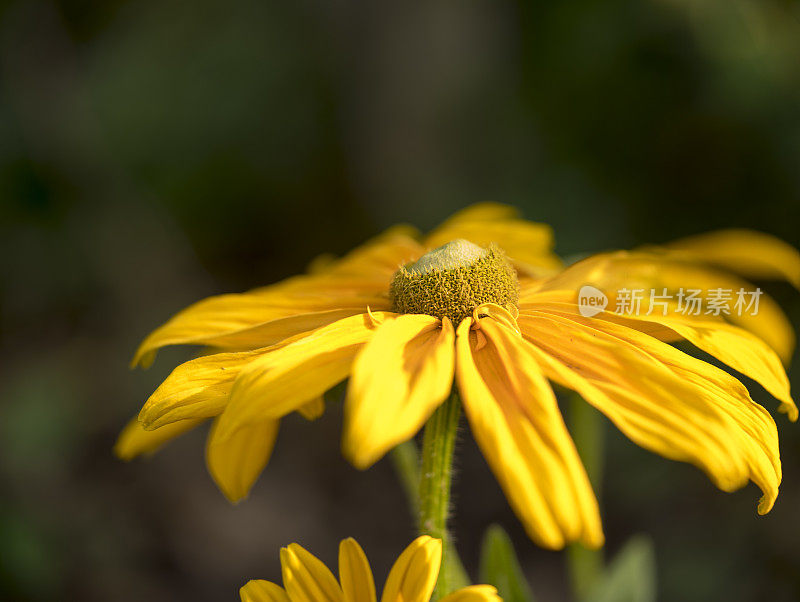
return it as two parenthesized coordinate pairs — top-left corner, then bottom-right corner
(479, 524), (535, 602)
(585, 535), (656, 602)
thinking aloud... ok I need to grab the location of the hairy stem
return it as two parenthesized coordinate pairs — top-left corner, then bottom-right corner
(418, 389), (469, 599)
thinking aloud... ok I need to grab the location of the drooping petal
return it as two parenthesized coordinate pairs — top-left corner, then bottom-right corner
(339, 538), (376, 602)
(455, 317), (603, 549)
(661, 229), (800, 288)
(439, 585), (502, 602)
(113, 416), (204, 461)
(528, 252), (796, 363)
(240, 580), (291, 602)
(281, 544), (344, 602)
(205, 417), (279, 503)
(138, 348), (267, 430)
(214, 312), (392, 442)
(518, 311), (782, 513)
(518, 292), (796, 420)
(343, 315), (455, 469)
(627, 315), (797, 422)
(380, 536), (441, 602)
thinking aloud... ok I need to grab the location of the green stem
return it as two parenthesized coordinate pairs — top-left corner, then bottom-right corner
(418, 389), (469, 599)
(390, 439), (421, 516)
(567, 394), (606, 601)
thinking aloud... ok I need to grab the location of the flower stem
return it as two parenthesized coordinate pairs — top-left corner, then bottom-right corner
(390, 439), (421, 516)
(418, 389), (469, 599)
(567, 394), (606, 600)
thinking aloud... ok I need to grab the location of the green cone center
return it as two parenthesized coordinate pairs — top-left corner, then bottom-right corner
(389, 239), (519, 325)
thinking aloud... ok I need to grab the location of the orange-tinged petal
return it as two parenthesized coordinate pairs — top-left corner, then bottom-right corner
(455, 317), (603, 549)
(214, 313), (393, 441)
(138, 348), (266, 430)
(518, 311), (781, 513)
(281, 544), (344, 602)
(240, 580), (291, 602)
(113, 416), (204, 461)
(297, 397), (325, 421)
(380, 536), (441, 602)
(439, 585), (502, 602)
(662, 229), (800, 289)
(344, 315), (455, 469)
(339, 538), (376, 602)
(206, 417), (279, 503)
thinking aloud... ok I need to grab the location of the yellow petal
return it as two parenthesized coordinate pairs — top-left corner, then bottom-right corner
(322, 228), (424, 278)
(281, 543), (344, 602)
(380, 536), (441, 602)
(439, 585), (502, 602)
(662, 229), (800, 288)
(133, 301), (374, 368)
(426, 220), (561, 278)
(435, 202), (520, 224)
(339, 538), (376, 602)
(113, 416), (204, 461)
(206, 416), (279, 503)
(297, 397), (325, 421)
(531, 251), (796, 363)
(214, 313), (392, 442)
(344, 315), (455, 469)
(628, 315), (797, 422)
(518, 311), (781, 514)
(240, 580), (291, 602)
(455, 317), (603, 549)
(138, 348), (266, 430)
(545, 283), (797, 421)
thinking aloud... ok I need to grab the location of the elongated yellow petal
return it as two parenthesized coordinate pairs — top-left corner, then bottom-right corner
(240, 580), (291, 602)
(629, 315), (797, 422)
(344, 315), (455, 469)
(114, 416), (204, 461)
(205, 417), (279, 503)
(281, 544), (344, 602)
(530, 251), (796, 363)
(297, 397), (325, 421)
(133, 302), (374, 368)
(455, 318), (603, 549)
(339, 538), (376, 602)
(520, 293), (796, 414)
(138, 349), (266, 430)
(518, 311), (781, 513)
(439, 585), (501, 602)
(214, 313), (392, 442)
(380, 536), (441, 602)
(662, 229), (800, 288)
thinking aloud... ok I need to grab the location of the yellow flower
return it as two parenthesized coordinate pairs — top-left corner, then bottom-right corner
(239, 535), (500, 602)
(117, 203), (798, 549)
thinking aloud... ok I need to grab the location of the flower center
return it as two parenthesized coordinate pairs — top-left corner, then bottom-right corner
(389, 239), (519, 325)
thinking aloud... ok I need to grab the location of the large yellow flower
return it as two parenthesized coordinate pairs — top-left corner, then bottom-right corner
(239, 536), (499, 602)
(117, 203), (798, 549)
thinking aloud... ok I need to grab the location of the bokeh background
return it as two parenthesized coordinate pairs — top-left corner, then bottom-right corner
(2, 0), (800, 600)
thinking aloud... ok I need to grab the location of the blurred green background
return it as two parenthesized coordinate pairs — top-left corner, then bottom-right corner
(1, 0), (799, 600)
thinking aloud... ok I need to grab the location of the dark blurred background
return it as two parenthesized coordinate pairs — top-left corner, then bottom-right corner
(1, 0), (799, 600)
